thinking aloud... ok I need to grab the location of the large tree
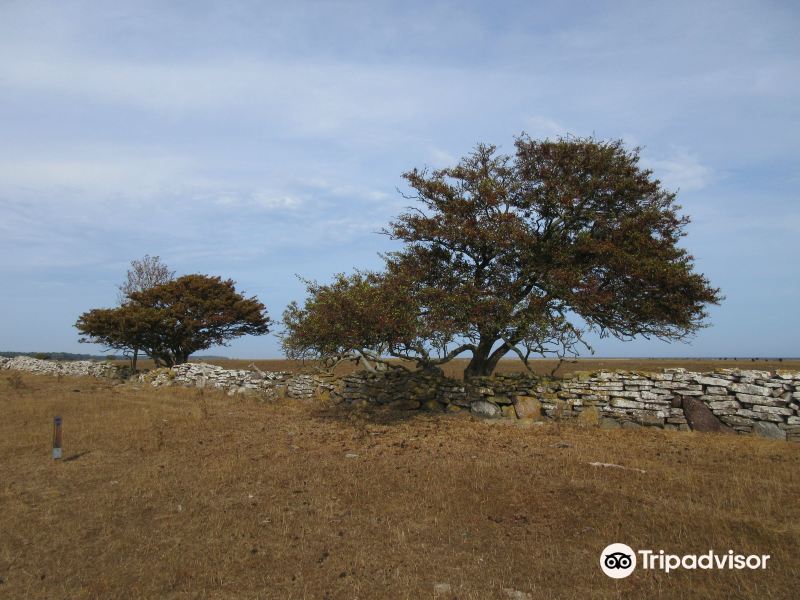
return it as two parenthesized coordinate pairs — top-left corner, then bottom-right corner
(78, 274), (270, 367)
(284, 135), (721, 378)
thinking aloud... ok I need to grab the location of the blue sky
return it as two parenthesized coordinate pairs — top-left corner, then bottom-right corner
(1, 0), (798, 358)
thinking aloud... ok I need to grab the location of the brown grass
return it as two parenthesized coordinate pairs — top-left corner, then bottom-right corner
(1, 370), (799, 599)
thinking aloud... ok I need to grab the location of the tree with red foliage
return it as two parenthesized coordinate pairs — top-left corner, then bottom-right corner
(284, 135), (722, 378)
(78, 274), (270, 367)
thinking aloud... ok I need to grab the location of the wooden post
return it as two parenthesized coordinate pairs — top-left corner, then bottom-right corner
(52, 416), (63, 459)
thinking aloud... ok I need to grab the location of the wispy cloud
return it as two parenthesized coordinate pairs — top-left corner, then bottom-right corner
(427, 147), (457, 167)
(0, 155), (194, 194)
(524, 115), (567, 139)
(642, 149), (714, 192)
(0, 52), (470, 141)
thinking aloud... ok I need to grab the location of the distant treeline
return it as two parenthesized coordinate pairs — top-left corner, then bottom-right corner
(0, 351), (117, 361)
(0, 352), (229, 361)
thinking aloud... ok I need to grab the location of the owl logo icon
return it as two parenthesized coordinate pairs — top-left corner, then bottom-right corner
(600, 543), (637, 578)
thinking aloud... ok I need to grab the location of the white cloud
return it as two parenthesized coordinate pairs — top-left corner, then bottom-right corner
(211, 191), (302, 211)
(642, 149), (714, 192)
(0, 52), (465, 140)
(428, 147), (457, 167)
(0, 149), (314, 214)
(303, 178), (390, 203)
(251, 192), (302, 210)
(524, 115), (567, 139)
(0, 155), (193, 194)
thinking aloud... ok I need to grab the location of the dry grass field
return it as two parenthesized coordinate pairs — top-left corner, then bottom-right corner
(1, 369), (799, 599)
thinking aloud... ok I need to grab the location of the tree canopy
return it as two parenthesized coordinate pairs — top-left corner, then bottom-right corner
(77, 274), (270, 367)
(283, 135), (721, 378)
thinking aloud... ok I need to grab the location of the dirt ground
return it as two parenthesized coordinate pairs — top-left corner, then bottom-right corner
(1, 370), (799, 599)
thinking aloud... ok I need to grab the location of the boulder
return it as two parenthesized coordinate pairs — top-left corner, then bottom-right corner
(513, 396), (541, 419)
(471, 400), (501, 418)
(681, 397), (734, 433)
(752, 421), (787, 441)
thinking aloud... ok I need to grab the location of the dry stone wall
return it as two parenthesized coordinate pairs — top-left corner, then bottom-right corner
(0, 355), (119, 378)
(0, 356), (331, 400)
(4, 355), (798, 441)
(337, 368), (800, 442)
(140, 362), (332, 399)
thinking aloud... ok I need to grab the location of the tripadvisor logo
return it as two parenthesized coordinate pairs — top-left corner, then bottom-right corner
(600, 543), (636, 578)
(600, 543), (771, 578)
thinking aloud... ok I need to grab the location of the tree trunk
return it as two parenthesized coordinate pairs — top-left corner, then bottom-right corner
(464, 336), (498, 379)
(150, 350), (171, 367)
(131, 347), (139, 372)
(464, 355), (489, 378)
(464, 338), (511, 379)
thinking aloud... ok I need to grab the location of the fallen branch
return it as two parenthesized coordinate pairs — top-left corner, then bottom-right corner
(588, 462), (646, 473)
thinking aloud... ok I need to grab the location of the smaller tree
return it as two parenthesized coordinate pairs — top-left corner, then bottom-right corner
(281, 271), (469, 372)
(116, 255), (175, 369)
(75, 304), (163, 364)
(282, 272), (404, 371)
(78, 275), (270, 367)
(118, 254), (175, 302)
